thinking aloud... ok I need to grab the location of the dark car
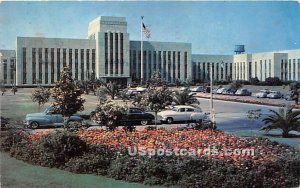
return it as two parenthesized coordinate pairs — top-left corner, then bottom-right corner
(90, 107), (155, 126)
(235, 89), (252, 96)
(222, 88), (237, 95)
(122, 107), (155, 126)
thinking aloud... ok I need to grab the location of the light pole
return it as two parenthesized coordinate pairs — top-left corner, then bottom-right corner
(210, 63), (215, 128)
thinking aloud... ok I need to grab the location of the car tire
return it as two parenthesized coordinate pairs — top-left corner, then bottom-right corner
(30, 121), (39, 129)
(166, 117), (173, 124)
(141, 120), (148, 126)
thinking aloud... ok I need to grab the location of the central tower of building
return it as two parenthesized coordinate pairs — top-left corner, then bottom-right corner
(88, 16), (131, 84)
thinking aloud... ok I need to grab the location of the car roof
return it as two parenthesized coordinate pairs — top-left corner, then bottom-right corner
(174, 105), (196, 108)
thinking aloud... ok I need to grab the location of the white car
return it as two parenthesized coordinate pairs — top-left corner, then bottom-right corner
(267, 91), (283, 99)
(255, 90), (270, 98)
(216, 88), (226, 94)
(158, 105), (208, 124)
(190, 86), (204, 92)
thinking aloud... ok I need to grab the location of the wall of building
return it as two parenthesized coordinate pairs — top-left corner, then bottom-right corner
(0, 50), (16, 85)
(192, 54), (233, 81)
(88, 16), (131, 84)
(130, 41), (192, 83)
(233, 49), (299, 82)
(16, 37), (96, 86)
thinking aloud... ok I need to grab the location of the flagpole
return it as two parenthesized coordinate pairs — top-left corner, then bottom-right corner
(140, 16), (144, 86)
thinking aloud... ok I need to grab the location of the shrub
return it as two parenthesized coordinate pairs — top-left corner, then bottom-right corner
(36, 131), (87, 167)
(249, 77), (260, 85)
(265, 77), (282, 86)
(0, 129), (28, 152)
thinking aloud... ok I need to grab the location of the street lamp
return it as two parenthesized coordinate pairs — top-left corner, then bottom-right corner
(210, 63), (215, 128)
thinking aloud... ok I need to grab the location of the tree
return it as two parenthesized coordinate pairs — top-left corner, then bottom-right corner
(0, 80), (6, 96)
(91, 101), (127, 130)
(172, 89), (198, 105)
(51, 67), (85, 128)
(261, 105), (300, 137)
(139, 86), (173, 126)
(31, 86), (51, 112)
(289, 82), (299, 105)
(99, 82), (120, 100)
(229, 80), (243, 90)
(249, 77), (259, 85)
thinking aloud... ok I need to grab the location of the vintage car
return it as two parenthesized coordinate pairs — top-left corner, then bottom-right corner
(190, 86), (204, 92)
(24, 107), (82, 129)
(255, 89), (270, 98)
(158, 105), (208, 124)
(90, 107), (155, 126)
(266, 91), (283, 99)
(235, 88), (252, 96)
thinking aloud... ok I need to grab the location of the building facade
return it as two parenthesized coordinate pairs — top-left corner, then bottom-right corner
(0, 50), (16, 85)
(0, 16), (299, 86)
(233, 49), (300, 81)
(192, 55), (233, 82)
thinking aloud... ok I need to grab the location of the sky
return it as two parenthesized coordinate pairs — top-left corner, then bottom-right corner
(0, 1), (300, 55)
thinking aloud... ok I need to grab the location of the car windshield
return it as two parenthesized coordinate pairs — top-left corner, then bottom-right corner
(44, 107), (55, 114)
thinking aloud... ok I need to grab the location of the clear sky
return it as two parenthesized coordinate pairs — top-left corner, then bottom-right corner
(0, 1), (299, 55)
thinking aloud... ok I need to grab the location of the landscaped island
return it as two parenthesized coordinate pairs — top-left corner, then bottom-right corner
(1, 128), (299, 187)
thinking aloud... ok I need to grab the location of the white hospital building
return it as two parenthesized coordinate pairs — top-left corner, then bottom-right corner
(0, 16), (299, 86)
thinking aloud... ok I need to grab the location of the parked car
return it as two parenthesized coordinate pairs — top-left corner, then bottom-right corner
(222, 88), (237, 95)
(267, 91), (283, 99)
(122, 107), (155, 125)
(216, 88), (226, 94)
(91, 107), (155, 126)
(190, 86), (204, 92)
(158, 105), (208, 124)
(125, 87), (147, 98)
(24, 107), (82, 129)
(284, 91), (294, 101)
(255, 89), (270, 98)
(235, 89), (252, 96)
(179, 87), (190, 91)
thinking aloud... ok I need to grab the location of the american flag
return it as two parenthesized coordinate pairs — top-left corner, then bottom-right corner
(142, 22), (151, 38)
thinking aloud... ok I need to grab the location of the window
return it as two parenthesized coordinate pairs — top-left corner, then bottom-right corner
(177, 52), (180, 78)
(69, 49), (72, 70)
(186, 108), (194, 112)
(92, 49), (95, 76)
(81, 49), (84, 80)
(184, 52), (188, 79)
(32, 48), (36, 84)
(86, 49), (90, 79)
(57, 48), (60, 80)
(63, 48), (66, 67)
(45, 48), (48, 84)
(22, 47), (27, 84)
(105, 33), (108, 75)
(51, 48), (54, 84)
(75, 49), (78, 80)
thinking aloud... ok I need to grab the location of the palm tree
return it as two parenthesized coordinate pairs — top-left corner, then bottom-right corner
(261, 105), (300, 137)
(172, 89), (198, 105)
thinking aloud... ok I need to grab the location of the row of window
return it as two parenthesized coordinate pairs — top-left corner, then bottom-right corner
(22, 47), (96, 84)
(104, 32), (124, 75)
(193, 62), (232, 81)
(130, 50), (188, 81)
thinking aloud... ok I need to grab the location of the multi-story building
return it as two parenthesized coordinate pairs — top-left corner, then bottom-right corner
(192, 55), (233, 82)
(233, 49), (300, 81)
(0, 16), (299, 86)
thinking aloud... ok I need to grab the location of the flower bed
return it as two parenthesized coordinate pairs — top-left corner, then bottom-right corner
(195, 93), (300, 108)
(2, 128), (300, 187)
